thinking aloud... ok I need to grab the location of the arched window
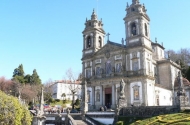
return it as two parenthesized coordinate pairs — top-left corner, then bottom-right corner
(86, 36), (91, 48)
(98, 36), (102, 48)
(131, 22), (137, 36)
(145, 23), (148, 36)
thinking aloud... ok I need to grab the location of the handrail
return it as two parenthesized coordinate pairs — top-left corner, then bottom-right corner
(85, 115), (106, 125)
(67, 115), (77, 125)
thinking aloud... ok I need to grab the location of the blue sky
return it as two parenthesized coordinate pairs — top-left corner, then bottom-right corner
(0, 0), (189, 83)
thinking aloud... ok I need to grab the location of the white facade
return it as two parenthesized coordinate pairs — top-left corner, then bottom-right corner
(51, 80), (81, 100)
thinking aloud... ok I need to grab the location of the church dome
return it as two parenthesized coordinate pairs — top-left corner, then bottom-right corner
(174, 77), (190, 87)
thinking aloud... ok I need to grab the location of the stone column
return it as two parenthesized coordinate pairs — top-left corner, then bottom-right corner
(102, 85), (105, 106)
(91, 86), (95, 108)
(112, 84), (116, 109)
(115, 86), (118, 105)
(81, 81), (88, 120)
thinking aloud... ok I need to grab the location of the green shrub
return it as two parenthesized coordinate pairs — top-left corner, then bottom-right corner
(0, 90), (32, 125)
(116, 121), (124, 125)
(55, 99), (60, 102)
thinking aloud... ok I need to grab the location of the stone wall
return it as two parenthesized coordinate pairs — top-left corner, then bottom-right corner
(119, 106), (179, 117)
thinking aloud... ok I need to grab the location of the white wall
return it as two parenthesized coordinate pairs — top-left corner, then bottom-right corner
(51, 83), (81, 100)
(155, 86), (172, 106)
(147, 81), (154, 106)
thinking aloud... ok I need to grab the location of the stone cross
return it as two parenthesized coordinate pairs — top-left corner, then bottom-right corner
(106, 33), (110, 42)
(39, 87), (44, 116)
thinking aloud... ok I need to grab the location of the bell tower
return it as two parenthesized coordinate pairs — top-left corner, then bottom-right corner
(124, 0), (151, 48)
(82, 9), (106, 57)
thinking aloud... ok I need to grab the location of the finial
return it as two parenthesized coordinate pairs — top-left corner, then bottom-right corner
(86, 18), (88, 22)
(121, 38), (124, 45)
(91, 9), (97, 20)
(155, 37), (157, 43)
(162, 42), (163, 46)
(132, 0), (139, 4)
(168, 51), (170, 59)
(127, 2), (129, 8)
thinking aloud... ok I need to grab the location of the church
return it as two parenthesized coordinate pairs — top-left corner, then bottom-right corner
(81, 0), (190, 110)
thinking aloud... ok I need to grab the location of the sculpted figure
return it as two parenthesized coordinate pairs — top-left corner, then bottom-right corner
(119, 79), (125, 99)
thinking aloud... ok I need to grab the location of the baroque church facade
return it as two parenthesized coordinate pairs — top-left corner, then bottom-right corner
(81, 0), (189, 110)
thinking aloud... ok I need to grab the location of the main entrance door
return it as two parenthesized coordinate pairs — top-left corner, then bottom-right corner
(105, 87), (112, 108)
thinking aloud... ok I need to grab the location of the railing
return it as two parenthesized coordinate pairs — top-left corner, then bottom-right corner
(85, 115), (106, 125)
(67, 115), (77, 125)
(90, 69), (153, 79)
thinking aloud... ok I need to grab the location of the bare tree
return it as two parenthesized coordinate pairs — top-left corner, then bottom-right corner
(64, 68), (81, 110)
(43, 79), (54, 104)
(0, 77), (14, 94)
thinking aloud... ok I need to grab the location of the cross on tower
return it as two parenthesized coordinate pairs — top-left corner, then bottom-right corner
(106, 33), (110, 43)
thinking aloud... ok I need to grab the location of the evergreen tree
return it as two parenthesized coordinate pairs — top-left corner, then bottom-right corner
(13, 64), (24, 77)
(12, 64), (25, 84)
(24, 74), (31, 84)
(31, 69), (41, 85)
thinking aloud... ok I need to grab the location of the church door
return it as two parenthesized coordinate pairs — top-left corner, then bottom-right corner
(105, 88), (112, 109)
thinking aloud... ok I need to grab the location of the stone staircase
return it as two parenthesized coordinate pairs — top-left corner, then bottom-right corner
(71, 115), (89, 125)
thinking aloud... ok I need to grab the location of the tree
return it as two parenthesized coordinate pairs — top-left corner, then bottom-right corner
(13, 64), (25, 77)
(186, 66), (190, 82)
(62, 93), (66, 100)
(166, 48), (190, 78)
(0, 90), (32, 125)
(30, 69), (42, 85)
(43, 79), (53, 104)
(0, 77), (14, 94)
(64, 68), (81, 110)
(12, 64), (25, 84)
(24, 74), (31, 84)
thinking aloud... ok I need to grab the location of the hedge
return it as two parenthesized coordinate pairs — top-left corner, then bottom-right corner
(0, 90), (32, 125)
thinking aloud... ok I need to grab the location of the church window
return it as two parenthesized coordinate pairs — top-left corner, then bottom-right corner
(131, 22), (137, 36)
(133, 85), (140, 100)
(96, 91), (100, 102)
(133, 60), (138, 71)
(145, 23), (148, 36)
(86, 36), (91, 48)
(89, 22), (91, 26)
(96, 67), (101, 76)
(86, 69), (91, 78)
(106, 61), (112, 75)
(116, 63), (122, 73)
(98, 37), (102, 48)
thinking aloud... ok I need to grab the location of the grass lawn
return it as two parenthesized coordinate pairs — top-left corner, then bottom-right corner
(117, 112), (190, 125)
(50, 100), (72, 107)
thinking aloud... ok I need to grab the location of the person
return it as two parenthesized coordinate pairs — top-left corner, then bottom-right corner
(101, 106), (104, 111)
(104, 105), (107, 111)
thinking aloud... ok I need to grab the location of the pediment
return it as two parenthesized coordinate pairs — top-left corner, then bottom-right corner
(94, 42), (125, 56)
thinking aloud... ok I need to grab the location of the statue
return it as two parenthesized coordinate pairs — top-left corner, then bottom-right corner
(119, 79), (125, 99)
(112, 67), (115, 73)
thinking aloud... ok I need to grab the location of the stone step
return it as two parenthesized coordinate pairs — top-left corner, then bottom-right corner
(75, 120), (89, 125)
